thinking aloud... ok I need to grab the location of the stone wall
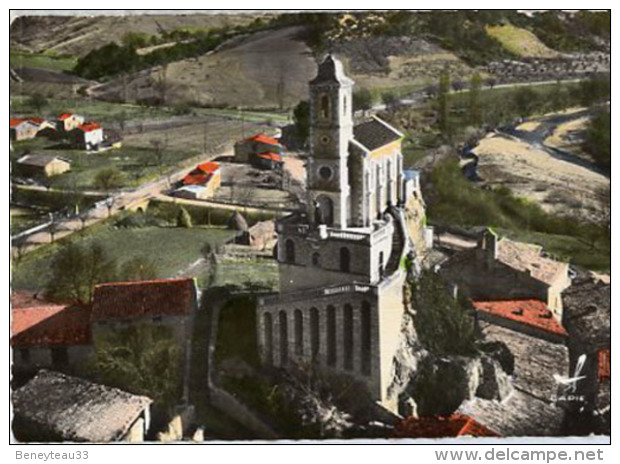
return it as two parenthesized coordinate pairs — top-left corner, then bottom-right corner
(440, 258), (550, 304)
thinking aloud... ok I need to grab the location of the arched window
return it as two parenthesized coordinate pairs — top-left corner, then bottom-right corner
(294, 309), (304, 357)
(340, 247), (351, 273)
(279, 311), (288, 366)
(343, 304), (353, 371)
(315, 195), (334, 226)
(312, 252), (320, 267)
(285, 239), (295, 264)
(327, 305), (337, 367)
(310, 307), (320, 360)
(320, 94), (330, 119)
(361, 301), (371, 376)
(264, 312), (273, 365)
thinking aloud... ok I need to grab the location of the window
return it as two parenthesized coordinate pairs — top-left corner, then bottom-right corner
(51, 347), (69, 369)
(343, 95), (347, 114)
(378, 251), (384, 278)
(152, 315), (163, 323)
(343, 304), (353, 371)
(279, 311), (288, 366)
(20, 348), (30, 364)
(327, 305), (337, 367)
(294, 310), (304, 357)
(361, 301), (372, 376)
(312, 252), (320, 267)
(320, 94), (330, 119)
(310, 307), (320, 360)
(285, 239), (295, 264)
(340, 247), (351, 273)
(319, 165), (332, 180)
(264, 313), (273, 365)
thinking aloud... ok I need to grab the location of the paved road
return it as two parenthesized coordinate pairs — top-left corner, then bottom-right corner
(13, 148), (234, 255)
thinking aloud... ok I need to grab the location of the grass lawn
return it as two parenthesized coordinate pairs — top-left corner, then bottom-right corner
(497, 228), (610, 273)
(10, 51), (78, 72)
(11, 224), (236, 291)
(209, 260), (279, 290)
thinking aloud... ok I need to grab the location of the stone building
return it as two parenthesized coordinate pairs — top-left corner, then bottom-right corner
(11, 291), (92, 378)
(234, 133), (281, 163)
(16, 154), (71, 178)
(256, 55), (427, 412)
(91, 278), (199, 402)
(13, 370), (152, 442)
(440, 229), (571, 321)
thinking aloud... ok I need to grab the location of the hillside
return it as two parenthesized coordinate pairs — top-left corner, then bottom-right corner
(89, 26), (318, 109)
(10, 13), (273, 57)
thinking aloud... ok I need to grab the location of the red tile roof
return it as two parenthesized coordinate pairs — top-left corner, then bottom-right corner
(473, 299), (567, 337)
(196, 161), (220, 174)
(10, 118), (26, 128)
(598, 350), (610, 381)
(76, 122), (101, 132)
(11, 301), (91, 347)
(393, 414), (499, 438)
(247, 133), (279, 146)
(27, 117), (44, 124)
(58, 113), (73, 120)
(255, 152), (283, 162)
(92, 278), (197, 322)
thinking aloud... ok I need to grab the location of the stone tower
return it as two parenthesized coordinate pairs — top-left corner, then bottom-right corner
(256, 55), (428, 413)
(307, 55), (354, 229)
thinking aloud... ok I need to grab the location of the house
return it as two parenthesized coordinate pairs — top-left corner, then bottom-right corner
(56, 113), (85, 132)
(472, 299), (568, 344)
(234, 219), (276, 251)
(91, 278), (199, 401)
(458, 319), (569, 437)
(250, 151), (284, 170)
(16, 154), (71, 177)
(440, 229), (571, 321)
(234, 133), (281, 163)
(10, 118), (39, 141)
(12, 370), (152, 442)
(174, 185), (209, 200)
(71, 122), (104, 150)
(562, 273), (610, 434)
(459, 390), (565, 437)
(178, 161), (221, 198)
(11, 291), (92, 376)
(393, 414), (498, 438)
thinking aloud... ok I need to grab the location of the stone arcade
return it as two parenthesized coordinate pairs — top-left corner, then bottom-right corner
(256, 55), (426, 411)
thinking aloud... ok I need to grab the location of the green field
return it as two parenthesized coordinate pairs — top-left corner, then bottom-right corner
(11, 224), (237, 291)
(10, 51), (78, 72)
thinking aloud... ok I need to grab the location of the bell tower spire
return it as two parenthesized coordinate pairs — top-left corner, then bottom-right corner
(307, 54), (354, 229)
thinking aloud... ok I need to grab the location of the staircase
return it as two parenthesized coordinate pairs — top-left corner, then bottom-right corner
(384, 206), (406, 277)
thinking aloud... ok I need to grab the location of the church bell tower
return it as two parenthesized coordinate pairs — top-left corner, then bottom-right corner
(307, 55), (354, 229)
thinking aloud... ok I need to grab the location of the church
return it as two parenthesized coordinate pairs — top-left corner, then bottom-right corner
(256, 55), (428, 411)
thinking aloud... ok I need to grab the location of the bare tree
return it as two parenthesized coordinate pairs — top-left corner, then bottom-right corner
(150, 135), (168, 171)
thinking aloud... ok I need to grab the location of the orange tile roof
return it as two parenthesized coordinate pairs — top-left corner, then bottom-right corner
(247, 133), (279, 146)
(598, 350), (610, 381)
(255, 152), (283, 162)
(76, 122), (101, 132)
(10, 118), (25, 128)
(11, 298), (91, 347)
(393, 414), (499, 438)
(196, 161), (220, 174)
(92, 278), (197, 321)
(58, 113), (73, 120)
(473, 299), (567, 337)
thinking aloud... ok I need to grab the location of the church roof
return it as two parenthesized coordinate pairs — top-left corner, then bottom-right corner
(353, 117), (403, 152)
(309, 54), (354, 86)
